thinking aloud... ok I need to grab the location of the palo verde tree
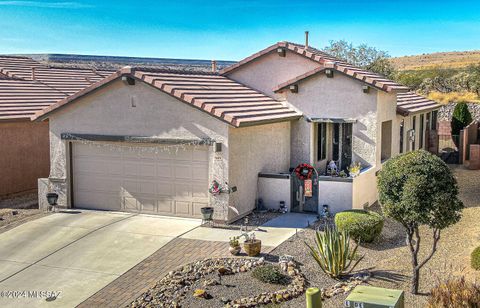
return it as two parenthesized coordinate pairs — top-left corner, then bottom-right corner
(378, 150), (464, 294)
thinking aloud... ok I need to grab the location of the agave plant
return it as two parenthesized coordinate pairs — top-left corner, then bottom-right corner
(305, 227), (364, 278)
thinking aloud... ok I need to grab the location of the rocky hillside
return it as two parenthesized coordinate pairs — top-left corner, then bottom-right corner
(391, 50), (480, 71)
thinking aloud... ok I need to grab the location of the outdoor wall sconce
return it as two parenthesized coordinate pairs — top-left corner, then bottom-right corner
(122, 76), (136, 85)
(325, 69), (334, 78)
(362, 85), (370, 93)
(277, 47), (286, 57)
(289, 84), (298, 93)
(214, 142), (222, 152)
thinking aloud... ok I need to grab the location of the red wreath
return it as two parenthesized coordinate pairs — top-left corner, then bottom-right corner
(294, 163), (315, 180)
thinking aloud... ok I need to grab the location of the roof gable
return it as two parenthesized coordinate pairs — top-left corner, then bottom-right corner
(221, 41), (409, 93)
(32, 67), (302, 127)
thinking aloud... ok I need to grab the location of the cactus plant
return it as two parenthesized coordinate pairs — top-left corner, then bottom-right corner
(305, 227), (363, 278)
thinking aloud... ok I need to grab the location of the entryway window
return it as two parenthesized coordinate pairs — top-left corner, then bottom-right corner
(419, 114), (425, 149)
(332, 123), (353, 171)
(317, 122), (326, 161)
(381, 120), (392, 161)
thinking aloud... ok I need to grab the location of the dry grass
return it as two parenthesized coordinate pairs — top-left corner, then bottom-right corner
(427, 277), (480, 308)
(390, 50), (480, 71)
(427, 91), (480, 104)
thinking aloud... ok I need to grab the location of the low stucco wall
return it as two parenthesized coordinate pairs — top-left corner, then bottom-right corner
(318, 179), (353, 213)
(352, 167), (378, 209)
(47, 80), (230, 220)
(228, 122), (291, 221)
(0, 120), (50, 197)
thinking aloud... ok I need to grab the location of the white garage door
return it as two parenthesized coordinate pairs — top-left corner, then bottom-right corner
(72, 142), (210, 218)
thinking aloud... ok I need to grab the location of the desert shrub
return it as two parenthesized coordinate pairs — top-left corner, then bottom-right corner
(471, 246), (480, 270)
(335, 210), (384, 243)
(427, 277), (480, 308)
(305, 227), (363, 278)
(252, 265), (288, 285)
(451, 102), (473, 136)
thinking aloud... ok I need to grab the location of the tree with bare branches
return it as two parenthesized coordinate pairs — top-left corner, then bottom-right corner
(377, 150), (464, 294)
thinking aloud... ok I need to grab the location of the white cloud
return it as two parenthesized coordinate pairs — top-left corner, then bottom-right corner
(0, 1), (93, 9)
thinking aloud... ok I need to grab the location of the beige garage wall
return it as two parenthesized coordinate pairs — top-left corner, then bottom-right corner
(0, 121), (50, 197)
(48, 80), (230, 220)
(228, 121), (291, 221)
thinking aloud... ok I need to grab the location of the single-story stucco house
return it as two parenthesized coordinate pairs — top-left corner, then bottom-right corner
(32, 41), (441, 222)
(0, 55), (233, 199)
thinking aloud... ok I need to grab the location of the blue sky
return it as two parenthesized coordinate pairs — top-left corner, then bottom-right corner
(0, 0), (479, 60)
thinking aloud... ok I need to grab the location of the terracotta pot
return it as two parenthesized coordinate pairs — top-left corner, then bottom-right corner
(243, 239), (262, 257)
(229, 245), (241, 255)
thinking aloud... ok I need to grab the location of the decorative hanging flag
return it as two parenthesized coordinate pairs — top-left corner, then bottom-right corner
(304, 179), (313, 197)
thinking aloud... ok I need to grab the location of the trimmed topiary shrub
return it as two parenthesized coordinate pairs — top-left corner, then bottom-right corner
(334, 209), (384, 243)
(427, 277), (480, 308)
(471, 246), (480, 270)
(451, 102), (472, 136)
(251, 265), (289, 285)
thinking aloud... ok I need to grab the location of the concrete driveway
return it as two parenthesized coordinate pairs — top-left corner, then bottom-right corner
(0, 210), (201, 307)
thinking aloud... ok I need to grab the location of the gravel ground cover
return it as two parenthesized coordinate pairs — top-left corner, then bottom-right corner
(269, 165), (480, 308)
(130, 166), (479, 308)
(180, 270), (286, 307)
(0, 193), (47, 233)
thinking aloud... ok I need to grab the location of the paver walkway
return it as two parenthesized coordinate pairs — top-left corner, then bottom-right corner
(78, 238), (231, 308)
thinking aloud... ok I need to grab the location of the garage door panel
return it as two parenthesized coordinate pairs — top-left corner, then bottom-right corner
(192, 165), (209, 180)
(157, 182), (174, 196)
(192, 183), (208, 198)
(192, 148), (209, 161)
(156, 164), (173, 178)
(157, 199), (174, 214)
(73, 142), (209, 218)
(174, 183), (192, 198)
(174, 201), (191, 215)
(193, 202), (208, 216)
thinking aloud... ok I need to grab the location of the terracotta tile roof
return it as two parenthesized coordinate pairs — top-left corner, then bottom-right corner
(396, 91), (441, 115)
(0, 56), (113, 95)
(0, 56), (115, 120)
(0, 78), (66, 120)
(33, 67), (302, 127)
(220, 41), (410, 93)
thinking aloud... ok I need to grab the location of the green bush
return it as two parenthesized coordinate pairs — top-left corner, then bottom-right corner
(251, 265), (288, 285)
(427, 277), (480, 308)
(335, 210), (384, 243)
(471, 246), (480, 270)
(451, 102), (472, 136)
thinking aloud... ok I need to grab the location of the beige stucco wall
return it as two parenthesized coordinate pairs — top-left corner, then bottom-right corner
(47, 80), (231, 220)
(283, 73), (381, 168)
(228, 122), (290, 221)
(227, 50), (320, 98)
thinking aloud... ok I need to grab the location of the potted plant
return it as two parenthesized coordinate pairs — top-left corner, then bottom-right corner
(200, 207), (214, 221)
(348, 162), (362, 178)
(229, 236), (241, 255)
(241, 232), (261, 257)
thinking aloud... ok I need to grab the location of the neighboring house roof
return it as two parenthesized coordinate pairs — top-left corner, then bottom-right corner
(18, 54), (236, 72)
(32, 67), (302, 127)
(0, 56), (113, 95)
(396, 91), (441, 116)
(220, 41), (410, 93)
(0, 78), (67, 120)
